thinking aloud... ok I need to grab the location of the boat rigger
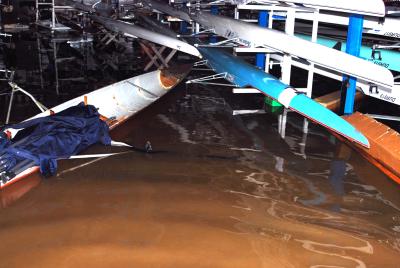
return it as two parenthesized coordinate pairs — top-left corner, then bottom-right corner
(198, 47), (370, 148)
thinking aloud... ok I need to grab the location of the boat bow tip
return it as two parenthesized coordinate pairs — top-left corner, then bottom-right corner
(159, 63), (193, 89)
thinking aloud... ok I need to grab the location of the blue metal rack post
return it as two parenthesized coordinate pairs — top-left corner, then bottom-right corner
(341, 14), (364, 115)
(256, 11), (269, 69)
(210, 6), (219, 43)
(180, 21), (189, 34)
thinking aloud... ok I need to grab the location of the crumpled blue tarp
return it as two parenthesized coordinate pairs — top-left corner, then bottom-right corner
(0, 102), (111, 176)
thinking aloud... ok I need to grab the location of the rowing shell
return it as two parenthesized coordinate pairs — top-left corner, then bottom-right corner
(0, 65), (191, 189)
(199, 47), (369, 148)
(297, 34), (400, 72)
(90, 15), (201, 58)
(290, 11), (400, 39)
(190, 12), (394, 90)
(234, 0), (386, 17)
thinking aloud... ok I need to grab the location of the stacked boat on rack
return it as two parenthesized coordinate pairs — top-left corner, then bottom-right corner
(112, 0), (400, 183)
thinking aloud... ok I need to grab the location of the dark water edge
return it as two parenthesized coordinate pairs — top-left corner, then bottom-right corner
(0, 31), (400, 267)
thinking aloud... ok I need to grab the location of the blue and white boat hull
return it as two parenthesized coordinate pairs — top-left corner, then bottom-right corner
(199, 47), (370, 148)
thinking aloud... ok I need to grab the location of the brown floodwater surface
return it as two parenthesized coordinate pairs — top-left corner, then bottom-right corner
(0, 85), (399, 268)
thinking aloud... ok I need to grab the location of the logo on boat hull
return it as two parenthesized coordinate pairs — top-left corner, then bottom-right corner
(368, 59), (390, 69)
(380, 94), (396, 103)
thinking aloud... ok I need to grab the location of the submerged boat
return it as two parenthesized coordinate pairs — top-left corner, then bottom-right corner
(0, 65), (191, 189)
(342, 112), (400, 184)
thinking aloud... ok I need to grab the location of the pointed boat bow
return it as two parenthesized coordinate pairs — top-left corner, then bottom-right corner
(199, 47), (369, 148)
(159, 64), (193, 90)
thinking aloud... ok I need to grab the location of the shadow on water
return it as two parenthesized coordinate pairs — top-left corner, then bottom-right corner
(0, 31), (399, 268)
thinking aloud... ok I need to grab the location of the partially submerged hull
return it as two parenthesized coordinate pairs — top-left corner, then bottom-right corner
(342, 112), (400, 184)
(1, 65), (191, 189)
(199, 47), (369, 148)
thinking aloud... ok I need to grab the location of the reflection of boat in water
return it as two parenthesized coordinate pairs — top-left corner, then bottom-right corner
(346, 143), (400, 208)
(1, 65), (191, 189)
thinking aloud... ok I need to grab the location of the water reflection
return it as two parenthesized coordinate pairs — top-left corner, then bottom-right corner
(0, 38), (399, 267)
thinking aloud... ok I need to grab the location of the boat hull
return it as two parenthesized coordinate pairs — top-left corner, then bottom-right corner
(235, 0), (385, 17)
(290, 11), (400, 39)
(144, 0), (191, 22)
(341, 112), (400, 185)
(90, 15), (201, 58)
(190, 12), (394, 90)
(297, 34), (400, 72)
(199, 47), (369, 148)
(1, 65), (191, 189)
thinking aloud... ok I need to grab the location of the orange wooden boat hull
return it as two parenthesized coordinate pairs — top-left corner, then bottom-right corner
(336, 112), (400, 184)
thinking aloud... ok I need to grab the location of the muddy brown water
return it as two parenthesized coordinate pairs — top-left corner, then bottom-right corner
(0, 84), (399, 268)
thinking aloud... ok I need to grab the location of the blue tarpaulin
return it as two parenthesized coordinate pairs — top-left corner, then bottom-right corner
(0, 102), (111, 176)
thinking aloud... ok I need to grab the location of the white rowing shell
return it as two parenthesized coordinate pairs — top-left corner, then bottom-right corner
(91, 15), (201, 58)
(191, 12), (394, 90)
(237, 0), (385, 17)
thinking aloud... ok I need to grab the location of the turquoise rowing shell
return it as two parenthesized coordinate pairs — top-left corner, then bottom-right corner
(198, 47), (369, 148)
(297, 34), (400, 72)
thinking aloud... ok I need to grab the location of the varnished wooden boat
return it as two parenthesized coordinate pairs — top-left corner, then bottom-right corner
(339, 112), (400, 184)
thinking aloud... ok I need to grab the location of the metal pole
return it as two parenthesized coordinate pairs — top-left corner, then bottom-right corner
(37, 34), (44, 90)
(306, 10), (319, 98)
(180, 21), (188, 34)
(281, 8), (295, 85)
(53, 41), (60, 95)
(36, 0), (39, 22)
(210, 5), (218, 43)
(302, 10), (320, 137)
(5, 88), (15, 124)
(341, 14), (363, 115)
(52, 0), (56, 29)
(256, 10), (268, 69)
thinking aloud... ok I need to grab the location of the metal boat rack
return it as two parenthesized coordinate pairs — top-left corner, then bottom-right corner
(159, 0), (395, 156)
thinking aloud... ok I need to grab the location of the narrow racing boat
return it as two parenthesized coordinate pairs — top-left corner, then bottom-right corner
(90, 15), (201, 58)
(189, 11), (394, 90)
(0, 65), (191, 189)
(198, 47), (370, 148)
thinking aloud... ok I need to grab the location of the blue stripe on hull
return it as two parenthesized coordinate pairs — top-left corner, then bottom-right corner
(198, 47), (369, 148)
